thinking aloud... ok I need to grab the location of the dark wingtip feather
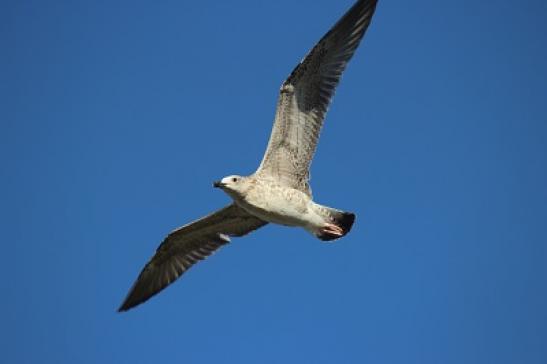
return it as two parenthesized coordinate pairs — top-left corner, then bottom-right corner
(317, 211), (356, 241)
(338, 212), (356, 234)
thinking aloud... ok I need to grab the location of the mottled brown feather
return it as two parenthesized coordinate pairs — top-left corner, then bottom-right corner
(256, 0), (378, 194)
(118, 204), (266, 311)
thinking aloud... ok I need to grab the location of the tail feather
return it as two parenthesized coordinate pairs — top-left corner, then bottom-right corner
(316, 206), (356, 241)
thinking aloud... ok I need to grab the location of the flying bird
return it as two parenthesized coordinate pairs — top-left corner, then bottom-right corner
(119, 0), (378, 312)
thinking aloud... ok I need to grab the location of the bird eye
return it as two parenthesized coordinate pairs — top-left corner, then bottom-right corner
(232, 177), (238, 182)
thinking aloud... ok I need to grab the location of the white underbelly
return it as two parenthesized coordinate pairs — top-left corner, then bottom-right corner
(235, 190), (319, 227)
(240, 201), (309, 226)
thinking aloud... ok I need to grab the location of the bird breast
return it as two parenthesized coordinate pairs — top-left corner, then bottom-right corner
(235, 182), (312, 227)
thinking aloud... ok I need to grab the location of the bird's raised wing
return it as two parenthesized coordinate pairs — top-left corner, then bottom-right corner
(118, 204), (266, 311)
(255, 0), (378, 194)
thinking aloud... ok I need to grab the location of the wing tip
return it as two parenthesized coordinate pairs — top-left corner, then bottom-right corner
(117, 304), (130, 313)
(117, 292), (144, 312)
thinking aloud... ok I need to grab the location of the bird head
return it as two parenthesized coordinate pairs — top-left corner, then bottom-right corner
(213, 175), (248, 199)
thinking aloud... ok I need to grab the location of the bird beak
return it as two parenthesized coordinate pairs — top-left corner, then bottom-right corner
(213, 181), (224, 188)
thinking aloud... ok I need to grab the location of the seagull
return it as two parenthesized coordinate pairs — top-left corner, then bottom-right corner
(118, 0), (378, 312)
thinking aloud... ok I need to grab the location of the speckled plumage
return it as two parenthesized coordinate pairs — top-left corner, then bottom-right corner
(119, 0), (378, 312)
(228, 176), (319, 227)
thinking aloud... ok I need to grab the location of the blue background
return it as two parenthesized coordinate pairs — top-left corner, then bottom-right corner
(3, 0), (547, 363)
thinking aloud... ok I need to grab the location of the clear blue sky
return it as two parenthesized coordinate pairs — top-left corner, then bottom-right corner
(2, 0), (547, 363)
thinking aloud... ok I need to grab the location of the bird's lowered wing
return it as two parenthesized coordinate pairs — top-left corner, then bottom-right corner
(118, 204), (267, 311)
(255, 0), (378, 194)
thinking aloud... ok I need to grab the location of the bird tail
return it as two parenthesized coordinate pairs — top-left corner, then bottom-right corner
(313, 204), (356, 241)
